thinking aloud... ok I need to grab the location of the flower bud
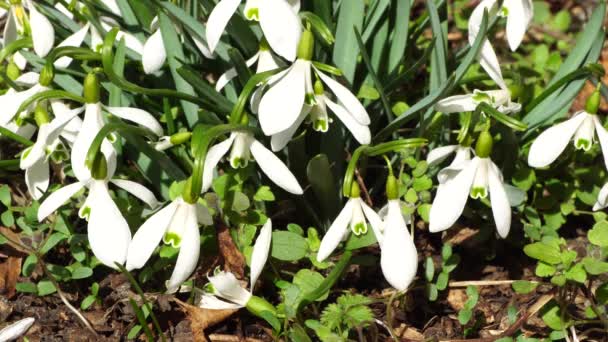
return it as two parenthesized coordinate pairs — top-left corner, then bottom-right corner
(91, 153), (108, 180)
(314, 80), (324, 96)
(6, 61), (20, 81)
(386, 174), (399, 200)
(508, 83), (523, 101)
(83, 72), (101, 104)
(297, 29), (315, 61)
(182, 176), (198, 204)
(170, 131), (192, 145)
(34, 103), (50, 126)
(585, 85), (601, 115)
(245, 295), (277, 317)
(39, 65), (55, 87)
(475, 131), (493, 158)
(349, 181), (361, 198)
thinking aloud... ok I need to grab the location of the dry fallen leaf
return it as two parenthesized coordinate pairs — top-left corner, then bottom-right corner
(174, 299), (238, 342)
(216, 222), (245, 279)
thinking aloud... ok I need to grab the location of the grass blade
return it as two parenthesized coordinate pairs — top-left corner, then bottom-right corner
(332, 0), (365, 83)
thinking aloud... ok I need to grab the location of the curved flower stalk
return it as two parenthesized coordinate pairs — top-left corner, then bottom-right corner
(257, 30), (370, 141)
(201, 128), (303, 195)
(269, 80), (371, 151)
(20, 105), (84, 199)
(70, 73), (164, 182)
(528, 90), (608, 170)
(206, 0), (301, 61)
(142, 16), (213, 74)
(0, 317), (35, 341)
(3, 0), (54, 59)
(435, 88), (521, 115)
(316, 183), (381, 261)
(37, 156), (159, 269)
(469, 0), (533, 86)
(198, 219), (274, 310)
(126, 196), (213, 293)
(215, 41), (281, 92)
(429, 132), (512, 238)
(0, 72), (52, 127)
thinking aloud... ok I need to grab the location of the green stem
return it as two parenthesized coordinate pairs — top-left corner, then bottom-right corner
(0, 126), (34, 146)
(0, 38), (32, 63)
(228, 69), (284, 125)
(15, 90), (86, 121)
(299, 250), (353, 308)
(85, 123), (157, 169)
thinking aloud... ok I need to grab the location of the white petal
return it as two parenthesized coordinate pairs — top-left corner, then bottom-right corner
(527, 112), (587, 168)
(315, 69), (370, 125)
(592, 116), (608, 172)
(429, 158), (479, 232)
(126, 201), (179, 271)
(3, 10), (19, 47)
(71, 104), (116, 182)
(325, 98), (371, 145)
(360, 200), (384, 245)
(15, 72), (40, 86)
(110, 179), (159, 208)
(256, 50), (280, 73)
(250, 139), (303, 194)
(206, 0), (241, 53)
(286, 0), (300, 13)
(317, 199), (354, 261)
(87, 181), (131, 268)
(435, 94), (477, 113)
(142, 29), (167, 74)
(468, 0), (505, 89)
(116, 30), (144, 55)
(504, 0), (533, 51)
(488, 162), (511, 238)
(216, 52), (259, 91)
(250, 219), (272, 290)
(25, 159), (49, 200)
(258, 0), (301, 61)
(208, 271), (252, 306)
(28, 0), (55, 57)
(192, 34), (214, 59)
(0, 86), (44, 126)
(166, 204), (200, 293)
(594, 182), (608, 211)
(258, 60), (308, 135)
(202, 134), (236, 192)
(198, 294), (243, 310)
(270, 105), (311, 151)
(104, 106), (163, 136)
(427, 145), (458, 166)
(0, 317), (35, 341)
(54, 23), (90, 68)
(381, 200), (418, 291)
(37, 182), (85, 221)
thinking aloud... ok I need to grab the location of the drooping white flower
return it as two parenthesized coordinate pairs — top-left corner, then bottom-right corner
(469, 0), (534, 86)
(207, 0), (301, 61)
(316, 195), (381, 262)
(20, 105), (84, 199)
(126, 197), (213, 293)
(0, 72), (51, 127)
(3, 0), (55, 58)
(269, 80), (371, 151)
(198, 219), (272, 309)
(201, 131), (303, 195)
(0, 317), (35, 341)
(376, 199), (418, 292)
(215, 43), (281, 91)
(528, 111), (608, 170)
(70, 102), (163, 182)
(427, 144), (474, 184)
(429, 155), (512, 238)
(593, 182), (608, 211)
(37, 172), (159, 269)
(435, 88), (521, 115)
(257, 58), (371, 139)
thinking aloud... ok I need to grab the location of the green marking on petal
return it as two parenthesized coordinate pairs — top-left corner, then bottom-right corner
(230, 157), (248, 169)
(79, 206), (91, 220)
(203, 282), (216, 294)
(246, 8), (259, 21)
(305, 93), (316, 105)
(351, 222), (367, 236)
(472, 92), (491, 103)
(575, 138), (592, 151)
(470, 187), (488, 199)
(163, 232), (182, 248)
(313, 119), (328, 132)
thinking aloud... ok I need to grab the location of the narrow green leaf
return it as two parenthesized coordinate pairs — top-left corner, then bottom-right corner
(333, 0), (365, 83)
(387, 0), (411, 73)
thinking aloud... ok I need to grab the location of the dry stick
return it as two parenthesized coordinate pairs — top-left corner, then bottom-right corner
(0, 230), (99, 336)
(448, 280), (541, 288)
(355, 168), (373, 206)
(208, 334), (264, 342)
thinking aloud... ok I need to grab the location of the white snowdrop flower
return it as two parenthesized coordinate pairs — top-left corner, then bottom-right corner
(427, 144), (474, 184)
(435, 88), (521, 115)
(201, 130), (303, 195)
(0, 317), (35, 341)
(126, 196), (213, 293)
(37, 156), (159, 269)
(198, 219), (272, 309)
(469, 0), (533, 86)
(207, 0), (301, 61)
(593, 182), (608, 211)
(257, 30), (370, 139)
(316, 183), (381, 262)
(429, 132), (512, 238)
(0, 72), (52, 127)
(20, 105), (84, 199)
(215, 41), (281, 91)
(3, 0), (55, 58)
(269, 80), (371, 151)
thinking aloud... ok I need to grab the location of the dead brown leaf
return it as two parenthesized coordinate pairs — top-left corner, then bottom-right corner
(216, 221), (245, 279)
(447, 289), (467, 311)
(174, 298), (238, 342)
